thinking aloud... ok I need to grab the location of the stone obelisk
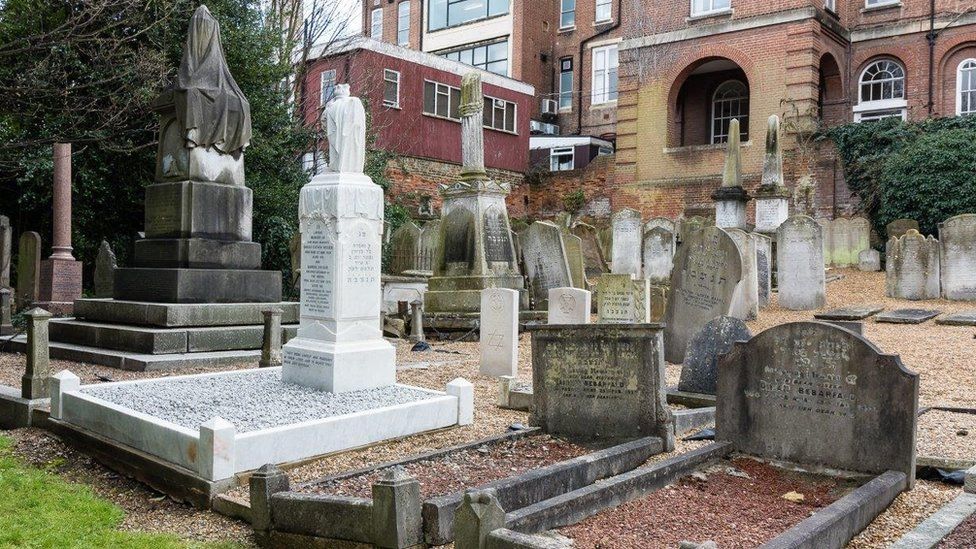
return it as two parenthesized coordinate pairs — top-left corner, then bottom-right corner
(281, 84), (395, 393)
(425, 72), (525, 316)
(37, 143), (83, 314)
(712, 119), (751, 230)
(753, 115), (791, 235)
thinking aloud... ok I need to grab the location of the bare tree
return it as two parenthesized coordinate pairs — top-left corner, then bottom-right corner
(623, 0), (678, 86)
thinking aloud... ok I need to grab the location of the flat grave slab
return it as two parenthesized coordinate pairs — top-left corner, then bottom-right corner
(814, 305), (884, 321)
(936, 311), (976, 326)
(875, 309), (942, 324)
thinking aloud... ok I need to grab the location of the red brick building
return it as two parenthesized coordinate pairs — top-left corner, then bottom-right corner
(301, 38), (535, 216)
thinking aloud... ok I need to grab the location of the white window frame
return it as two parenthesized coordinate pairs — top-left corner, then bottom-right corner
(397, 2), (410, 45)
(550, 147), (575, 171)
(865, 0), (900, 7)
(591, 45), (618, 106)
(854, 59), (907, 122)
(559, 58), (573, 111)
(371, 8), (383, 39)
(710, 79), (749, 144)
(691, 0), (731, 17)
(560, 0), (576, 29)
(383, 69), (401, 108)
(595, 0), (612, 22)
(824, 0), (836, 11)
(957, 59), (976, 116)
(320, 69), (337, 106)
(423, 80), (461, 121)
(484, 96), (517, 134)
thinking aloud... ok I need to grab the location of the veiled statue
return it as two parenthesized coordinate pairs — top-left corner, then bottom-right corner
(323, 84), (366, 174)
(154, 5), (251, 185)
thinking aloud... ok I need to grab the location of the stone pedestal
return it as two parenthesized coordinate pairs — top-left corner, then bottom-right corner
(712, 187), (750, 230)
(22, 308), (52, 399)
(37, 257), (82, 315)
(753, 191), (790, 235)
(281, 172), (395, 393)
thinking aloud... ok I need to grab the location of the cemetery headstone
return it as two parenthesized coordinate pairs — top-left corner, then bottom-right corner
(676, 216), (709, 246)
(548, 287), (591, 325)
(0, 288), (12, 335)
(712, 119), (750, 230)
(827, 217), (854, 267)
(875, 309), (941, 324)
(858, 249), (881, 272)
(417, 219), (440, 273)
(562, 232), (586, 289)
(644, 217), (676, 240)
(938, 214), (976, 301)
(850, 217), (871, 264)
(886, 219), (919, 241)
(22, 307), (53, 399)
(388, 221), (421, 275)
(642, 225), (675, 285)
(520, 221), (572, 310)
(726, 228), (759, 321)
(649, 285), (667, 322)
(755, 233), (773, 308)
(886, 230), (940, 300)
(611, 209), (642, 277)
(0, 215), (10, 288)
(596, 274), (650, 324)
(596, 226), (612, 265)
(777, 215), (826, 311)
(93, 240), (117, 298)
(717, 321), (919, 483)
(529, 323), (674, 447)
(663, 225), (742, 363)
(678, 316), (751, 395)
(571, 222), (608, 281)
(16, 231), (41, 311)
(479, 288), (519, 377)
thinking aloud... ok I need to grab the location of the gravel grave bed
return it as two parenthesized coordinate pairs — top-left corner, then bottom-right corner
(936, 507), (976, 548)
(302, 434), (592, 499)
(558, 457), (859, 549)
(917, 409), (976, 461)
(81, 368), (436, 432)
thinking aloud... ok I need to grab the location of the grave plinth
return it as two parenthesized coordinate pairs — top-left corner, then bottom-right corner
(753, 185), (791, 234)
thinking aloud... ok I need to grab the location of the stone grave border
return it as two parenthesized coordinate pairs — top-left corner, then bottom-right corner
(47, 367), (464, 507)
(916, 406), (976, 471)
(247, 433), (665, 546)
(0, 384), (48, 429)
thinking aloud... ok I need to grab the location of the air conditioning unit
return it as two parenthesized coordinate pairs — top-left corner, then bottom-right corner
(541, 99), (558, 114)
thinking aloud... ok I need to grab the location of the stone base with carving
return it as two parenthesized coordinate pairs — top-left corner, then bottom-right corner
(38, 257), (82, 315)
(281, 336), (395, 393)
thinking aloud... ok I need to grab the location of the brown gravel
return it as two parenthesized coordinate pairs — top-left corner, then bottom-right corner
(304, 434), (591, 499)
(847, 480), (959, 548)
(917, 410), (976, 462)
(5, 428), (255, 546)
(560, 457), (856, 548)
(936, 506), (976, 548)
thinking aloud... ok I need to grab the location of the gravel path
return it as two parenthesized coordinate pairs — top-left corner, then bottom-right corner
(917, 410), (976, 462)
(848, 480), (959, 547)
(82, 369), (436, 432)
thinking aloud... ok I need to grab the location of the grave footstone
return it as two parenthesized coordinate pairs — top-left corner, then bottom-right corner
(520, 221), (572, 310)
(677, 316), (751, 395)
(611, 209), (642, 277)
(663, 225), (742, 363)
(93, 240), (117, 298)
(479, 288), (519, 377)
(886, 230), (940, 300)
(935, 311), (976, 326)
(643, 225), (675, 285)
(875, 309), (941, 324)
(15, 231), (41, 311)
(939, 214), (976, 301)
(755, 234), (773, 308)
(529, 323), (674, 447)
(777, 216), (826, 311)
(887, 219), (919, 240)
(726, 228), (758, 321)
(717, 321), (919, 483)
(0, 215), (10, 289)
(858, 249), (881, 272)
(548, 287), (591, 325)
(596, 274), (650, 324)
(259, 308), (283, 367)
(815, 305), (884, 321)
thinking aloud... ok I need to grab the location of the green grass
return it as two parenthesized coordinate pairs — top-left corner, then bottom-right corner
(0, 435), (239, 548)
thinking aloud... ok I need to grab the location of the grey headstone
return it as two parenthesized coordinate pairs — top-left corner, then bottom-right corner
(388, 221), (421, 275)
(642, 226), (674, 285)
(726, 228), (758, 321)
(935, 311), (976, 326)
(939, 214), (976, 301)
(417, 219), (440, 273)
(777, 215), (825, 311)
(815, 305), (884, 320)
(755, 233), (772, 308)
(596, 274), (650, 324)
(520, 222), (572, 309)
(0, 288), (12, 335)
(663, 225), (742, 363)
(677, 316), (751, 395)
(886, 230), (940, 300)
(851, 217), (871, 264)
(611, 209), (642, 277)
(875, 309), (941, 324)
(717, 321), (919, 484)
(858, 249), (881, 272)
(15, 231), (41, 310)
(0, 215), (10, 288)
(93, 240), (118, 298)
(571, 222), (608, 281)
(561, 233), (585, 289)
(886, 219), (919, 240)
(529, 323), (674, 447)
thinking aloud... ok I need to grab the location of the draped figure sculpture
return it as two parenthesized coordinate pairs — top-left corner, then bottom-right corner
(323, 84), (366, 174)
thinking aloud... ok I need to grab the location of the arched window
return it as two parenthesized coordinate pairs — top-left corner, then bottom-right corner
(958, 59), (976, 116)
(711, 80), (748, 144)
(855, 59), (907, 122)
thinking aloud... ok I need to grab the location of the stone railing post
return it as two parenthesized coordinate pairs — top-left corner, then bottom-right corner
(454, 489), (505, 549)
(199, 417), (236, 481)
(409, 299), (424, 342)
(371, 467), (423, 548)
(22, 307), (52, 399)
(250, 463), (290, 534)
(259, 308), (283, 367)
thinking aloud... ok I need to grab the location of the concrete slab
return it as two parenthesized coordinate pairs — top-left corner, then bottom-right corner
(936, 311), (976, 326)
(814, 305), (884, 320)
(665, 389), (716, 408)
(875, 309), (942, 324)
(4, 336), (262, 370)
(73, 299), (299, 328)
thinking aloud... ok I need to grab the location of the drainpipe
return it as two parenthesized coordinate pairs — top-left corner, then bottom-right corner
(418, 0), (424, 51)
(927, 0), (936, 115)
(576, 0), (623, 135)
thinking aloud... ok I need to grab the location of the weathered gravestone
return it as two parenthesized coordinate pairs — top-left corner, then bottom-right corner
(0, 215), (10, 288)
(726, 228), (758, 321)
(388, 221), (421, 275)
(676, 216), (709, 246)
(886, 230), (940, 300)
(824, 218), (852, 267)
(479, 288), (519, 377)
(677, 316), (751, 395)
(712, 119), (750, 230)
(875, 309), (941, 324)
(716, 321), (918, 483)
(611, 209), (642, 277)
(596, 274), (650, 324)
(16, 231), (41, 311)
(815, 305), (884, 321)
(561, 232), (585, 289)
(520, 221), (572, 310)
(642, 225), (674, 285)
(571, 222), (608, 281)
(936, 311), (976, 326)
(548, 287), (591, 325)
(417, 219), (440, 273)
(939, 214), (976, 301)
(0, 288), (12, 335)
(644, 217), (676, 241)
(529, 323), (673, 447)
(858, 249), (881, 272)
(663, 225), (742, 363)
(850, 217), (871, 265)
(777, 215), (825, 311)
(755, 233), (773, 308)
(886, 219), (919, 241)
(93, 240), (118, 298)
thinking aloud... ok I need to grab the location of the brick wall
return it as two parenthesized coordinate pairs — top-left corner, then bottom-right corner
(386, 155), (525, 218)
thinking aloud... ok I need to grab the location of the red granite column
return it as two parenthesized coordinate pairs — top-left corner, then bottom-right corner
(50, 143), (74, 260)
(38, 143), (83, 314)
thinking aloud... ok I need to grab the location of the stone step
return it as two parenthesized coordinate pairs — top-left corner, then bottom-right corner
(73, 299), (299, 328)
(49, 319), (297, 355)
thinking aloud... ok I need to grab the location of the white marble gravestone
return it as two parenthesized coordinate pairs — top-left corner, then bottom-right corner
(282, 90), (396, 393)
(479, 288), (519, 377)
(939, 214), (976, 301)
(777, 215), (826, 311)
(596, 274), (650, 324)
(547, 287), (591, 325)
(726, 228), (759, 321)
(642, 226), (674, 285)
(611, 209), (642, 277)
